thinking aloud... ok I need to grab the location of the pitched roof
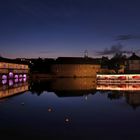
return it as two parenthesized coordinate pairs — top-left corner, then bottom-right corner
(55, 57), (101, 64)
(0, 57), (28, 65)
(129, 53), (140, 60)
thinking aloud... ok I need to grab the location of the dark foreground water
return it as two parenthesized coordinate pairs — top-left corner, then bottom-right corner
(0, 78), (140, 140)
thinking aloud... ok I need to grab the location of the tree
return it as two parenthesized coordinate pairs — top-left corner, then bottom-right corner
(109, 53), (126, 73)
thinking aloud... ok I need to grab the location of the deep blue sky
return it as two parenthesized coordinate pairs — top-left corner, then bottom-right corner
(0, 0), (140, 58)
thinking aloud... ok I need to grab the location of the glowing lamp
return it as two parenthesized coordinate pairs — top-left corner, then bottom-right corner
(15, 78), (18, 83)
(9, 72), (14, 78)
(14, 75), (18, 79)
(2, 79), (7, 85)
(19, 78), (22, 82)
(9, 80), (13, 86)
(2, 75), (7, 80)
(23, 74), (27, 78)
(23, 78), (27, 82)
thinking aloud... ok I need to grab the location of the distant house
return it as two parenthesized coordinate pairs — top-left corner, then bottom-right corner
(100, 56), (125, 74)
(51, 57), (101, 78)
(125, 53), (140, 73)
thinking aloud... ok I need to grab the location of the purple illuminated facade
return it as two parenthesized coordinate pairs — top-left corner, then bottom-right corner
(0, 61), (29, 81)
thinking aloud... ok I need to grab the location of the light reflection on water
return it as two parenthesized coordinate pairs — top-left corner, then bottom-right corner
(0, 78), (28, 99)
(97, 83), (140, 91)
(0, 78), (140, 139)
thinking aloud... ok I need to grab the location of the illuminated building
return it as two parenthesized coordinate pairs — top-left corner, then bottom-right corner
(51, 57), (101, 78)
(125, 53), (140, 73)
(0, 57), (29, 79)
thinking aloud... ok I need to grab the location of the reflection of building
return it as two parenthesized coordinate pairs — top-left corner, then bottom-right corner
(108, 91), (140, 109)
(51, 78), (96, 91)
(97, 74), (140, 84)
(51, 78), (96, 97)
(0, 81), (28, 99)
(51, 57), (101, 78)
(97, 83), (140, 91)
(98, 84), (140, 109)
(30, 78), (97, 97)
(125, 53), (140, 73)
(125, 93), (140, 108)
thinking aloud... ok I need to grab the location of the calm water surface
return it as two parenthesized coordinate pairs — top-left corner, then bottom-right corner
(0, 78), (140, 139)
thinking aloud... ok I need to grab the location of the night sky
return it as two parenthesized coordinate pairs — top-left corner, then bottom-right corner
(1, 0), (140, 58)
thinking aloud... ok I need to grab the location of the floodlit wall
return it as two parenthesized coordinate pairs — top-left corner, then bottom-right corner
(51, 64), (100, 77)
(0, 62), (29, 70)
(0, 62), (29, 74)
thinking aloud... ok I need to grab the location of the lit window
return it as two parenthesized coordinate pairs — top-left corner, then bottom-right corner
(9, 72), (14, 78)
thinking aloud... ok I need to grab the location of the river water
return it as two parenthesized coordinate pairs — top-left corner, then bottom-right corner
(0, 78), (140, 139)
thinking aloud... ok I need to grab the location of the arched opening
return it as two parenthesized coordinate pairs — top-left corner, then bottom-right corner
(9, 72), (14, 79)
(15, 78), (18, 83)
(23, 78), (27, 82)
(14, 75), (18, 79)
(9, 80), (13, 86)
(23, 74), (27, 78)
(2, 79), (7, 85)
(19, 74), (23, 78)
(2, 75), (7, 80)
(19, 78), (22, 82)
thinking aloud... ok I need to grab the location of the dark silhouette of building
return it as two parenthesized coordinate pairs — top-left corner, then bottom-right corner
(125, 53), (140, 73)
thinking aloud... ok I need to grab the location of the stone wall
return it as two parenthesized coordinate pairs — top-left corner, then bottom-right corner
(0, 62), (29, 74)
(51, 64), (100, 77)
(0, 62), (29, 69)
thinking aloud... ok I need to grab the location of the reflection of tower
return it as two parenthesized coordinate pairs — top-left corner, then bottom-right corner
(84, 50), (88, 58)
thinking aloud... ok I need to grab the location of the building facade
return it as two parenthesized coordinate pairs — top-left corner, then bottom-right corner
(125, 53), (140, 73)
(0, 59), (29, 80)
(51, 57), (101, 78)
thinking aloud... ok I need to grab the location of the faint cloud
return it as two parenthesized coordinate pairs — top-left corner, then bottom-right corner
(96, 43), (123, 55)
(115, 34), (140, 41)
(96, 43), (140, 56)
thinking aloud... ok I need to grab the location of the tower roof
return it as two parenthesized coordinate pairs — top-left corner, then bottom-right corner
(129, 53), (140, 60)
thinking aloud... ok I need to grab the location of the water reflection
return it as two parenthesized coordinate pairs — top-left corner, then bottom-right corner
(0, 78), (28, 99)
(2, 79), (7, 85)
(29, 78), (140, 109)
(97, 83), (140, 91)
(1, 78), (140, 139)
(1, 77), (140, 109)
(104, 91), (140, 109)
(14, 78), (18, 83)
(9, 79), (14, 86)
(97, 83), (140, 108)
(30, 78), (97, 97)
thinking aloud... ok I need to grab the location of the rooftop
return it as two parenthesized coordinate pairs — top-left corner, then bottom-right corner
(0, 57), (28, 65)
(129, 53), (140, 60)
(55, 57), (101, 64)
